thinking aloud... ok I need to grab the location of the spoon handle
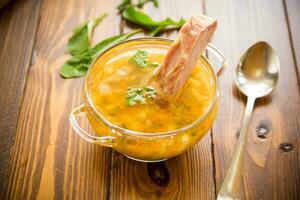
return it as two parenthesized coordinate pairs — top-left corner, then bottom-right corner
(217, 97), (256, 200)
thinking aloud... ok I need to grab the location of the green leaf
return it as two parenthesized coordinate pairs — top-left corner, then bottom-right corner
(122, 7), (185, 31)
(148, 25), (165, 36)
(137, 0), (159, 8)
(117, 0), (159, 12)
(67, 13), (107, 55)
(60, 53), (90, 78)
(152, 0), (159, 7)
(117, 0), (132, 12)
(91, 29), (142, 60)
(60, 29), (142, 78)
(126, 86), (156, 106)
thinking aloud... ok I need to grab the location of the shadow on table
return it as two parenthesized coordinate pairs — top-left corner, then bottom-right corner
(109, 140), (214, 198)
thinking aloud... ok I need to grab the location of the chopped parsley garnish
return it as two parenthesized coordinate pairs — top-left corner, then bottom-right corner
(126, 86), (156, 106)
(130, 50), (161, 68)
(148, 61), (161, 68)
(131, 50), (148, 68)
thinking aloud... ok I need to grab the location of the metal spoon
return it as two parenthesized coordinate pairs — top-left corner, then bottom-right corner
(217, 41), (280, 200)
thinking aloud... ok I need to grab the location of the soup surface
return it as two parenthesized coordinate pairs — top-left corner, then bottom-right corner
(87, 39), (216, 133)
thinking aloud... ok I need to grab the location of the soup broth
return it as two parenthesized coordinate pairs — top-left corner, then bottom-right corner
(87, 40), (216, 133)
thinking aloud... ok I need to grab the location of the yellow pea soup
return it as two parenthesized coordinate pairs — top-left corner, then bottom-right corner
(85, 39), (218, 161)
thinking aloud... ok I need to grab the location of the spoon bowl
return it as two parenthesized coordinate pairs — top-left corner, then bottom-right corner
(235, 41), (280, 98)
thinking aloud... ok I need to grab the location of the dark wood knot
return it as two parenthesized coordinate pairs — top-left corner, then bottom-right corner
(256, 120), (271, 139)
(236, 130), (240, 138)
(279, 143), (294, 152)
(147, 162), (170, 187)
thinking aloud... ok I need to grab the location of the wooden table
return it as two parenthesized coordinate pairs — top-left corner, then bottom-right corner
(0, 0), (299, 199)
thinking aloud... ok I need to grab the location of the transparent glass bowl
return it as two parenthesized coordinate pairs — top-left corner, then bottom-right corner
(70, 38), (226, 162)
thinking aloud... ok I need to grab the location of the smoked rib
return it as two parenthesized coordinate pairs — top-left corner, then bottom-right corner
(156, 14), (217, 98)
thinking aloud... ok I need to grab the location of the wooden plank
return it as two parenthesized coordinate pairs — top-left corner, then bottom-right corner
(2, 0), (121, 199)
(109, 1), (216, 199)
(0, 0), (41, 195)
(0, 0), (10, 9)
(285, 0), (300, 79)
(206, 0), (300, 199)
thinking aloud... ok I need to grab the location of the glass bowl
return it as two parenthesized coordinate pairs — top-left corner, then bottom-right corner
(70, 37), (226, 162)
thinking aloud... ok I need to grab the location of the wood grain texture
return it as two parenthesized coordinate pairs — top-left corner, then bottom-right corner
(110, 136), (215, 200)
(0, 0), (10, 9)
(2, 0), (121, 198)
(206, 0), (300, 199)
(1, 0), (300, 199)
(0, 0), (41, 194)
(109, 1), (216, 199)
(285, 0), (300, 80)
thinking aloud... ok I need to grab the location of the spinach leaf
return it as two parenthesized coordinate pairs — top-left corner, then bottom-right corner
(148, 25), (165, 36)
(60, 29), (142, 78)
(137, 0), (158, 8)
(67, 13), (107, 55)
(91, 29), (141, 60)
(122, 7), (185, 35)
(117, 0), (132, 12)
(126, 86), (156, 106)
(60, 53), (90, 78)
(117, 0), (158, 12)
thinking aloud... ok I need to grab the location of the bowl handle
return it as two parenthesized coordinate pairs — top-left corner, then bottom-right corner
(207, 44), (227, 78)
(70, 104), (115, 147)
